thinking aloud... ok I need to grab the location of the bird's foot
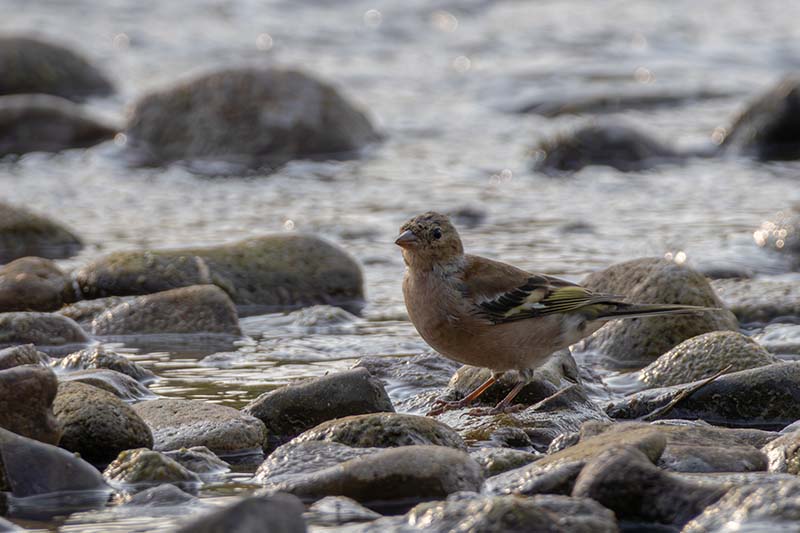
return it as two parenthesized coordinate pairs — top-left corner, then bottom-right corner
(426, 398), (474, 416)
(464, 404), (526, 417)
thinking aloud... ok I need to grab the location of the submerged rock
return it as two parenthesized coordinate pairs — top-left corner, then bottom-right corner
(722, 75), (800, 160)
(0, 311), (89, 349)
(712, 277), (800, 324)
(0, 343), (49, 370)
(53, 381), (153, 465)
(73, 234), (364, 314)
(270, 445), (482, 503)
(133, 398), (266, 457)
(292, 412), (465, 450)
(639, 331), (778, 387)
(0, 364), (60, 444)
(59, 368), (156, 401)
(0, 202), (82, 263)
(242, 368), (394, 451)
(470, 447), (542, 477)
(103, 448), (200, 486)
(91, 285), (242, 336)
(123, 484), (197, 507)
(531, 122), (680, 174)
(126, 67), (380, 169)
(305, 495), (382, 526)
(608, 361), (800, 429)
(163, 446), (229, 475)
(572, 446), (725, 527)
(53, 345), (155, 383)
(0, 257), (75, 312)
(576, 258), (738, 367)
(0, 36), (113, 100)
(173, 493), (306, 533)
(0, 94), (115, 155)
(253, 441), (382, 485)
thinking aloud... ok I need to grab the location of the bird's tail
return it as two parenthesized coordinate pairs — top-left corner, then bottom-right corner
(595, 302), (717, 321)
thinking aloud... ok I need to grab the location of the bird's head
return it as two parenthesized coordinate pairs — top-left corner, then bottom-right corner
(395, 211), (464, 268)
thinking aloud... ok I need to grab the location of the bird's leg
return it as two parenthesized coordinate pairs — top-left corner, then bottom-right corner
(466, 368), (533, 416)
(426, 373), (501, 416)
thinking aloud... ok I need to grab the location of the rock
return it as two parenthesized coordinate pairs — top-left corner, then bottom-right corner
(59, 368), (156, 401)
(73, 234), (364, 314)
(434, 385), (610, 452)
(0, 364), (60, 444)
(639, 331), (779, 387)
(0, 311), (89, 350)
(683, 479), (800, 533)
(753, 206), (800, 254)
(125, 67), (379, 169)
(0, 257), (75, 312)
(242, 368), (394, 451)
(0, 202), (82, 263)
(712, 277), (800, 324)
(353, 351), (461, 396)
(253, 441), (381, 485)
(163, 446), (229, 475)
(722, 76), (800, 160)
(763, 430), (800, 474)
(52, 345), (155, 383)
(572, 446), (725, 526)
(305, 496), (382, 526)
(531, 122), (680, 174)
(91, 285), (242, 336)
(270, 445), (482, 503)
(124, 484), (197, 507)
(53, 381), (153, 465)
(133, 398), (266, 457)
(291, 412), (465, 450)
(57, 296), (129, 326)
(103, 448), (201, 486)
(581, 421), (774, 473)
(530, 494), (619, 533)
(0, 343), (49, 370)
(0, 36), (113, 100)
(484, 425), (665, 496)
(470, 447), (542, 477)
(0, 94), (115, 155)
(576, 258), (738, 367)
(608, 362), (800, 430)
(173, 493), (306, 533)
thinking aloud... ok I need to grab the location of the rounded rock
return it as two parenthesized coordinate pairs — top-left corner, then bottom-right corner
(0, 312), (89, 349)
(0, 201), (83, 263)
(173, 493), (306, 533)
(163, 446), (229, 475)
(0, 343), (49, 370)
(60, 368), (156, 402)
(0, 364), (60, 444)
(53, 345), (155, 383)
(103, 448), (200, 486)
(0, 257), (75, 312)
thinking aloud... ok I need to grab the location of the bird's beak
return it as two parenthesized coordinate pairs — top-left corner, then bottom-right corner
(394, 229), (419, 248)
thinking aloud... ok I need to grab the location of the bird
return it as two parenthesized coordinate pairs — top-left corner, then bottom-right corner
(395, 211), (714, 416)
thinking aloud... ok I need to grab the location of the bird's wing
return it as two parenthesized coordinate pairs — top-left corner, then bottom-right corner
(461, 255), (620, 324)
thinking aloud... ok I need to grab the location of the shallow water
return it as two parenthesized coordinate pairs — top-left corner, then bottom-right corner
(3, 0), (800, 529)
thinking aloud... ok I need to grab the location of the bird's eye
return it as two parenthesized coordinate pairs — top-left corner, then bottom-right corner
(432, 228), (442, 240)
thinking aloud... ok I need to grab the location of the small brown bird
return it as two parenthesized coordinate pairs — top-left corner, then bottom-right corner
(396, 211), (711, 416)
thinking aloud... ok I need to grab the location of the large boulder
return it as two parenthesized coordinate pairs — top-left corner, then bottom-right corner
(0, 94), (115, 156)
(0, 202), (82, 263)
(531, 122), (680, 174)
(242, 368), (394, 451)
(0, 36), (113, 100)
(53, 381), (153, 465)
(721, 76), (800, 160)
(73, 234), (364, 314)
(133, 398), (266, 457)
(52, 345), (155, 383)
(173, 493), (307, 533)
(125, 67), (380, 169)
(0, 257), (75, 312)
(91, 285), (241, 336)
(639, 331), (779, 387)
(0, 312), (89, 350)
(576, 258), (738, 367)
(0, 364), (60, 444)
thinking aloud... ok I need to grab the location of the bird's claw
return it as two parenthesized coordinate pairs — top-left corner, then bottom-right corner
(426, 398), (471, 416)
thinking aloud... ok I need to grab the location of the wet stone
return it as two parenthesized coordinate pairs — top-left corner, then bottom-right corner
(762, 429), (800, 474)
(133, 398), (266, 458)
(59, 368), (156, 402)
(163, 446), (230, 475)
(253, 441), (381, 485)
(291, 412), (466, 450)
(576, 257), (738, 367)
(469, 447), (542, 477)
(0, 344), (49, 371)
(0, 201), (83, 263)
(52, 345), (155, 383)
(0, 257), (75, 313)
(242, 368), (394, 451)
(57, 296), (129, 326)
(53, 381), (153, 466)
(712, 277), (800, 324)
(0, 94), (115, 156)
(73, 234), (364, 315)
(270, 445), (482, 503)
(91, 285), (242, 337)
(0, 364), (60, 444)
(0, 312), (89, 350)
(173, 493), (307, 533)
(353, 351), (461, 396)
(305, 495), (382, 526)
(123, 484), (197, 507)
(638, 331), (779, 387)
(103, 448), (201, 487)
